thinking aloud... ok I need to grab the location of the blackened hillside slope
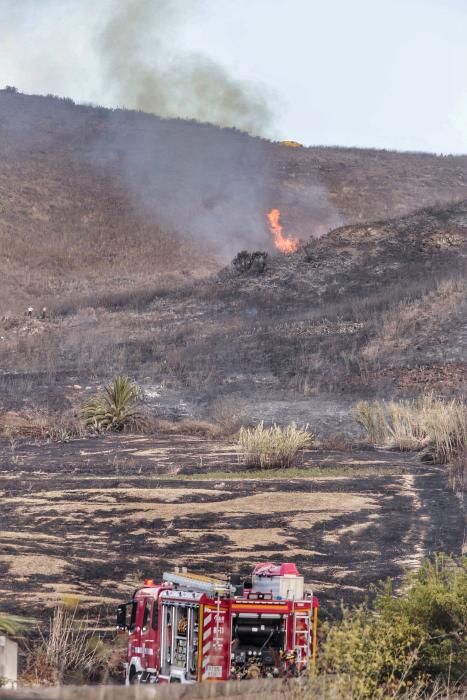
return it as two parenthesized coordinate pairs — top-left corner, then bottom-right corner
(1, 200), (465, 413)
(1, 89), (467, 311)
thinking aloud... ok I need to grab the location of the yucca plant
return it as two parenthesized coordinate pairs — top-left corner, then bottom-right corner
(81, 376), (146, 432)
(0, 613), (31, 635)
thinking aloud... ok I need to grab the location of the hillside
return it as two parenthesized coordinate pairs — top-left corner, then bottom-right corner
(2, 89), (467, 312)
(0, 196), (465, 430)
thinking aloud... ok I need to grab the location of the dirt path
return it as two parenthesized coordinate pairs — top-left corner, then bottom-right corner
(0, 435), (464, 618)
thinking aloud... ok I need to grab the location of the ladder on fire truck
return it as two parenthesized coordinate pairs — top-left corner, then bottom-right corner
(162, 570), (234, 596)
(292, 606), (312, 666)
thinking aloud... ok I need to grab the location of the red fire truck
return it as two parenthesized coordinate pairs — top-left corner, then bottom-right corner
(117, 562), (318, 684)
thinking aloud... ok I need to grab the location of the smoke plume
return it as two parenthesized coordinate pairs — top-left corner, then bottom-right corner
(0, 0), (274, 136)
(0, 0), (343, 258)
(98, 0), (274, 135)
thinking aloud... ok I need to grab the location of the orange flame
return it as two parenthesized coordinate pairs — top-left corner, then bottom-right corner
(267, 208), (299, 254)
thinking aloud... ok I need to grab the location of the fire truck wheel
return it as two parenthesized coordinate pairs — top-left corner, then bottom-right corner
(129, 667), (142, 685)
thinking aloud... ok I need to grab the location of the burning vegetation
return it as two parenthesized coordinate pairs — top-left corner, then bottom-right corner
(267, 208), (299, 254)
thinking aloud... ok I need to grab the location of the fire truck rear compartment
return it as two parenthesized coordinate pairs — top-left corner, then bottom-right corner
(231, 614), (284, 670)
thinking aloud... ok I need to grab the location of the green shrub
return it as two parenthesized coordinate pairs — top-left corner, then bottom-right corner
(318, 554), (467, 698)
(237, 421), (312, 469)
(81, 376), (146, 432)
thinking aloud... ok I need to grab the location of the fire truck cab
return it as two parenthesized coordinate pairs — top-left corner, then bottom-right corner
(117, 562), (318, 685)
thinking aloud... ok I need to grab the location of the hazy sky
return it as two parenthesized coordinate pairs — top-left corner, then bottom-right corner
(2, 0), (467, 153)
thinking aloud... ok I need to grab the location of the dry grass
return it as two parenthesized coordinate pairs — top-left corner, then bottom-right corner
(294, 676), (467, 700)
(6, 677), (467, 698)
(150, 418), (225, 439)
(448, 449), (467, 492)
(355, 401), (388, 444)
(22, 605), (100, 686)
(207, 396), (249, 434)
(355, 396), (467, 467)
(0, 409), (85, 441)
(363, 277), (467, 363)
(237, 421), (312, 469)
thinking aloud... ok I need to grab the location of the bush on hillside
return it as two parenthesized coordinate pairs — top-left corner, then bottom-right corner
(81, 376), (146, 433)
(232, 250), (268, 275)
(238, 421), (312, 469)
(318, 554), (467, 698)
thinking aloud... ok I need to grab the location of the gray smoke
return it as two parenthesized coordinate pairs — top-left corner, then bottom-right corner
(88, 111), (277, 257)
(98, 0), (274, 135)
(0, 0), (343, 258)
(0, 0), (274, 136)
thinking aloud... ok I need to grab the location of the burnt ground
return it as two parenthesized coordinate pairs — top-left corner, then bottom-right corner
(0, 434), (464, 620)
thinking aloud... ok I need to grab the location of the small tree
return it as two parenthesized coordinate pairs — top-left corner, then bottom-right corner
(232, 250), (267, 275)
(81, 376), (146, 432)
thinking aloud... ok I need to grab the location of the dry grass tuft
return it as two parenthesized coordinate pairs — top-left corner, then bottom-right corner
(22, 605), (100, 686)
(208, 396), (248, 434)
(355, 395), (467, 469)
(151, 417), (225, 439)
(0, 409), (85, 441)
(238, 421), (312, 469)
(448, 449), (467, 493)
(355, 401), (388, 444)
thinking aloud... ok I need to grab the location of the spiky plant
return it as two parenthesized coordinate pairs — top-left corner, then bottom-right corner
(81, 376), (147, 432)
(0, 614), (30, 635)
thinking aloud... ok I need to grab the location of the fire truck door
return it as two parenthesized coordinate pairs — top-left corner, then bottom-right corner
(140, 598), (157, 670)
(160, 603), (200, 680)
(161, 604), (174, 675)
(187, 607), (200, 679)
